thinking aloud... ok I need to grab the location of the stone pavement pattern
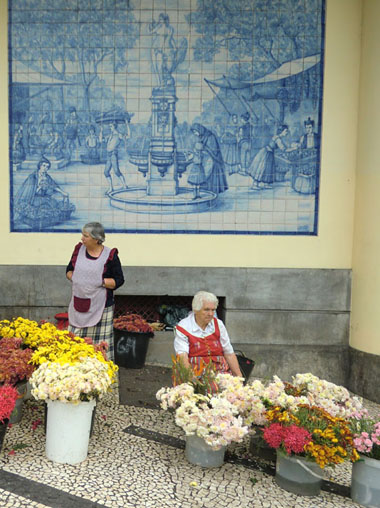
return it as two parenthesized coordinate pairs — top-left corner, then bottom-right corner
(0, 369), (375, 508)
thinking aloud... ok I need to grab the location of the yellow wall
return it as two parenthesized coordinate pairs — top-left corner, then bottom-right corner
(0, 0), (361, 268)
(351, 0), (380, 355)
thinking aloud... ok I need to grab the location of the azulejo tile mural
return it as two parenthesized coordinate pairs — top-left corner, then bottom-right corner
(9, 0), (325, 235)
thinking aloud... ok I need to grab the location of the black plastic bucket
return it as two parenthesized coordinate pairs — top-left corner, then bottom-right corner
(114, 329), (154, 369)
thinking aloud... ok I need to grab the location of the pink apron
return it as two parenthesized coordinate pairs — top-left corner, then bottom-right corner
(68, 244), (110, 328)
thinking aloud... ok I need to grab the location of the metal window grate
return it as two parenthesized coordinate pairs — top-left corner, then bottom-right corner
(114, 295), (226, 323)
(114, 295), (193, 322)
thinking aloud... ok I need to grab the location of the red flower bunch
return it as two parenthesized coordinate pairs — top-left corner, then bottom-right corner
(0, 337), (35, 384)
(0, 384), (18, 423)
(263, 422), (312, 455)
(113, 314), (153, 333)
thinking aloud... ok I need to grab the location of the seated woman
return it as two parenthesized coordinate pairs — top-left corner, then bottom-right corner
(15, 157), (75, 229)
(174, 291), (242, 377)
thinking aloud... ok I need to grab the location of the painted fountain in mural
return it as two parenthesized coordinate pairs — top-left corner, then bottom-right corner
(109, 16), (216, 214)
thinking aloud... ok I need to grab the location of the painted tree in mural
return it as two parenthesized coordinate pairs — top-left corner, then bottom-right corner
(11, 0), (139, 117)
(188, 0), (322, 114)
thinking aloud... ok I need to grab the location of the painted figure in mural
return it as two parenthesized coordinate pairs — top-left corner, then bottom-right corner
(190, 123), (228, 195)
(290, 117), (319, 195)
(99, 121), (130, 195)
(15, 157), (75, 229)
(149, 13), (175, 86)
(297, 117), (320, 150)
(174, 291), (243, 378)
(238, 112), (253, 174)
(221, 114), (241, 175)
(84, 125), (100, 164)
(64, 106), (81, 157)
(248, 125), (290, 190)
(149, 13), (187, 87)
(12, 124), (25, 165)
(187, 142), (206, 199)
(66, 222), (124, 361)
(44, 130), (64, 159)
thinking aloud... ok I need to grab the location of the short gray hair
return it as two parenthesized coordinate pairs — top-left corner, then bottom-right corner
(83, 222), (105, 244)
(192, 291), (218, 311)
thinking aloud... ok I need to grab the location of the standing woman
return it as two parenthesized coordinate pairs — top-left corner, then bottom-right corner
(66, 222), (124, 360)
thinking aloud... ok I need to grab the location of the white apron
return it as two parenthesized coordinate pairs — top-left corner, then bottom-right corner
(68, 244), (110, 328)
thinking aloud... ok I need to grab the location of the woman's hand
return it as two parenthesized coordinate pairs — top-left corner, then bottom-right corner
(66, 271), (73, 281)
(224, 353), (243, 378)
(102, 278), (116, 290)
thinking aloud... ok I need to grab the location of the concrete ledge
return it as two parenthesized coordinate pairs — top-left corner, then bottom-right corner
(348, 347), (380, 403)
(225, 310), (349, 345)
(0, 266), (351, 311)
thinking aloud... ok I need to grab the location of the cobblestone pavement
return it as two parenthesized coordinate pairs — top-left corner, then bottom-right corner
(0, 374), (377, 508)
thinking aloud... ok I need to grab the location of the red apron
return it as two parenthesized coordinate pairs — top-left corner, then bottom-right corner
(176, 318), (230, 373)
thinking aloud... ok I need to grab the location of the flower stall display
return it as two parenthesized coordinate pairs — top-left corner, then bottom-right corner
(0, 316), (119, 465)
(0, 384), (18, 452)
(0, 384), (18, 424)
(245, 372), (364, 466)
(349, 410), (380, 507)
(262, 404), (359, 496)
(249, 373), (363, 419)
(29, 356), (116, 403)
(0, 336), (35, 423)
(113, 313), (154, 369)
(157, 364), (265, 467)
(0, 337), (34, 385)
(113, 314), (154, 334)
(30, 353), (117, 465)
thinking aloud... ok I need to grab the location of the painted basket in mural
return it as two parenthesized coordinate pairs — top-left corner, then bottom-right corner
(275, 149), (318, 194)
(19, 201), (75, 230)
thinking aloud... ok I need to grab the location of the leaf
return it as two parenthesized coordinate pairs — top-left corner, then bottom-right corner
(12, 443), (31, 451)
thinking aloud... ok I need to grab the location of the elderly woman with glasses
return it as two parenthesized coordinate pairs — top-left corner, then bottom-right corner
(174, 290), (242, 377)
(66, 222), (124, 360)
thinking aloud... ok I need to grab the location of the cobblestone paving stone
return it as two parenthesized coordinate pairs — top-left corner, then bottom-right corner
(0, 376), (378, 508)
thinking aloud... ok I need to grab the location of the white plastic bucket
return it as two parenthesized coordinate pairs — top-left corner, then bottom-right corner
(351, 454), (380, 507)
(275, 450), (324, 496)
(46, 399), (96, 465)
(185, 434), (226, 468)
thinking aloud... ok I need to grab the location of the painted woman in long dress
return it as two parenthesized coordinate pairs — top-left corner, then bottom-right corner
(221, 114), (241, 175)
(248, 125), (289, 190)
(190, 123), (228, 195)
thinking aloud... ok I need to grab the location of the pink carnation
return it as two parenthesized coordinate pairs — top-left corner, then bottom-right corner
(263, 423), (285, 449)
(283, 424), (312, 454)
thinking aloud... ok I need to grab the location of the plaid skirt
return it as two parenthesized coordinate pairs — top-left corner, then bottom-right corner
(68, 304), (115, 361)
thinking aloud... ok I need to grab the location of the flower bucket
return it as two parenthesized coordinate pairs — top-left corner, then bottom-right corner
(249, 428), (276, 462)
(275, 450), (324, 496)
(46, 399), (96, 465)
(0, 420), (9, 452)
(9, 381), (27, 424)
(351, 454), (380, 507)
(114, 329), (153, 369)
(185, 434), (226, 468)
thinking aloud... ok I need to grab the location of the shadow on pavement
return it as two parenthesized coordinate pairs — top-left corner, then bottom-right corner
(118, 364), (172, 409)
